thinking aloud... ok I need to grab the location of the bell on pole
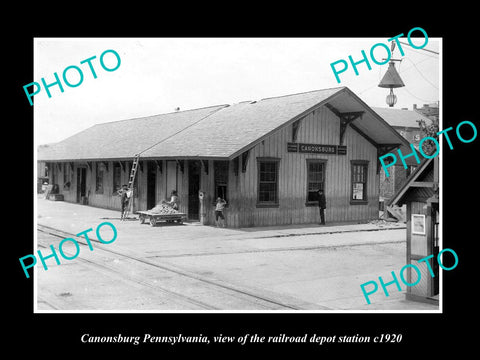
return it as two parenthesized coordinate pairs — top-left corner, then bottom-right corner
(378, 61), (405, 107)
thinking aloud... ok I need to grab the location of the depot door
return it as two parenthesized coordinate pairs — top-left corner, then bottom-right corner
(165, 161), (177, 199)
(147, 161), (156, 210)
(188, 160), (201, 220)
(76, 167), (86, 203)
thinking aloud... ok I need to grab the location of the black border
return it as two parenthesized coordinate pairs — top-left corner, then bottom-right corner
(10, 13), (475, 355)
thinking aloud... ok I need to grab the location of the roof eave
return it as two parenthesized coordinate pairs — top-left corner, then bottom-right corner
(387, 157), (435, 206)
(227, 87), (348, 160)
(227, 87), (409, 160)
(342, 88), (411, 148)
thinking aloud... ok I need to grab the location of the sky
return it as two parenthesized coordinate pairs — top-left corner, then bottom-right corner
(33, 37), (440, 146)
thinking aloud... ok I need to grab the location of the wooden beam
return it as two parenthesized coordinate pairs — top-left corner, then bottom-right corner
(378, 144), (400, 157)
(339, 117), (353, 145)
(350, 123), (378, 148)
(201, 159), (209, 175)
(339, 112), (364, 144)
(176, 160), (184, 173)
(233, 157), (239, 176)
(411, 181), (436, 188)
(433, 156), (439, 183)
(155, 160), (163, 173)
(377, 144), (400, 174)
(325, 103), (341, 118)
(325, 104), (364, 120)
(291, 118), (302, 142)
(241, 150), (250, 173)
(325, 103), (364, 145)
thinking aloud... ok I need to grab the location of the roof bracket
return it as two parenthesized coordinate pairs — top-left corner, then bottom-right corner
(201, 160), (208, 175)
(324, 103), (363, 144)
(291, 118), (302, 142)
(377, 144), (400, 174)
(233, 157), (239, 176)
(339, 113), (363, 144)
(118, 161), (125, 172)
(241, 149), (250, 173)
(155, 160), (163, 173)
(176, 160), (184, 173)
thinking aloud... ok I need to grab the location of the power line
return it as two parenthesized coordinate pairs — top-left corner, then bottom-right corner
(358, 56), (436, 96)
(404, 58), (439, 90)
(398, 55), (434, 73)
(398, 41), (439, 55)
(402, 87), (437, 103)
(358, 43), (439, 97)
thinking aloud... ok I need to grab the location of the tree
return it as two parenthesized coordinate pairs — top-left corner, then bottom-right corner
(417, 117), (439, 156)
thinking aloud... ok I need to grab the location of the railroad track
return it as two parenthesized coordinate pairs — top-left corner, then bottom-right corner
(37, 224), (307, 311)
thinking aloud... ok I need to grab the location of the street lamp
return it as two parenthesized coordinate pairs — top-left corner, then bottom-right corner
(378, 61), (405, 107)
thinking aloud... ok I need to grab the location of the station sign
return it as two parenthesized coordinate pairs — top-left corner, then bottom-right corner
(287, 143), (347, 155)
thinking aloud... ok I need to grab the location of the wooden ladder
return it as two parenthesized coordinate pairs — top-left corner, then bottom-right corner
(122, 154), (140, 220)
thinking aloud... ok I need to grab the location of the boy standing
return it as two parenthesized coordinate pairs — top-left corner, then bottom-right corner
(117, 184), (129, 220)
(214, 197), (227, 227)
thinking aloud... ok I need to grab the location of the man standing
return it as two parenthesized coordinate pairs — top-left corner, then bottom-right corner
(317, 189), (326, 225)
(117, 184), (129, 220)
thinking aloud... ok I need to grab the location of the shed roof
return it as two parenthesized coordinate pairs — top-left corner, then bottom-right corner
(37, 104), (228, 161)
(371, 107), (433, 129)
(38, 87), (409, 162)
(388, 157), (436, 206)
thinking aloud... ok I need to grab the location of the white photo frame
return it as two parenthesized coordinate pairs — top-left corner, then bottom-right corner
(412, 214), (426, 235)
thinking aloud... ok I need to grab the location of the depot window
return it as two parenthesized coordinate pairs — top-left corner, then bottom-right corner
(113, 162), (121, 193)
(63, 163), (68, 185)
(351, 160), (368, 204)
(306, 159), (326, 205)
(214, 161), (229, 203)
(257, 158), (280, 207)
(63, 163), (72, 190)
(95, 162), (104, 194)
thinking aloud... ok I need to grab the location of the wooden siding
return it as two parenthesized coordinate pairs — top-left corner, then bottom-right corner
(224, 105), (379, 227)
(48, 105), (380, 227)
(406, 201), (434, 298)
(52, 161), (139, 212)
(50, 159), (186, 215)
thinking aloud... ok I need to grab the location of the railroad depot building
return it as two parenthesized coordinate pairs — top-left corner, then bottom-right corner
(37, 87), (409, 227)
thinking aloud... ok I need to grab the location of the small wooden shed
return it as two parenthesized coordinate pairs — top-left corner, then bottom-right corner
(388, 157), (439, 303)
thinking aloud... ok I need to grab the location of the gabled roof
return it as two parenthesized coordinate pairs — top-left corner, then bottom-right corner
(371, 107), (432, 129)
(37, 105), (228, 161)
(38, 87), (410, 162)
(388, 157), (436, 206)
